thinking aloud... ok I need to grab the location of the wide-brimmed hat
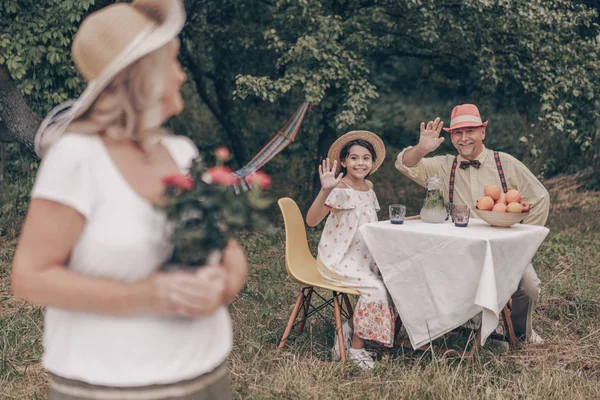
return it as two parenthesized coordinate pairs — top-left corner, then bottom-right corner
(327, 130), (386, 174)
(442, 104), (488, 132)
(34, 0), (186, 157)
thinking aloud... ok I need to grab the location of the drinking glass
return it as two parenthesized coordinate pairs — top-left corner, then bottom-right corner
(453, 204), (470, 227)
(389, 204), (406, 225)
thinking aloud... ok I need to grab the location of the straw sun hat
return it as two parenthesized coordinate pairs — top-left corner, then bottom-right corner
(327, 130), (386, 174)
(34, 0), (186, 157)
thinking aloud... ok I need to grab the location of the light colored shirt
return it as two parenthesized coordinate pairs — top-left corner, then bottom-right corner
(395, 146), (550, 226)
(31, 132), (232, 387)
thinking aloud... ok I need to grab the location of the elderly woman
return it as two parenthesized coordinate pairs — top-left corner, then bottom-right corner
(10, 1), (246, 399)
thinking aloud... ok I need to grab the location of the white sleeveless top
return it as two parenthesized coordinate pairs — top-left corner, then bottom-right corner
(31, 133), (232, 387)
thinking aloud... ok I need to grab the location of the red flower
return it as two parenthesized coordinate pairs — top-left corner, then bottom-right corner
(246, 171), (272, 189)
(162, 174), (194, 190)
(215, 147), (230, 161)
(201, 166), (238, 186)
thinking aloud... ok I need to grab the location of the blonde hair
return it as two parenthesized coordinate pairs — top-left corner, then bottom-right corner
(67, 44), (170, 148)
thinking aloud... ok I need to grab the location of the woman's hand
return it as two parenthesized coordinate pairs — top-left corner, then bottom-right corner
(142, 265), (227, 318)
(319, 158), (344, 191)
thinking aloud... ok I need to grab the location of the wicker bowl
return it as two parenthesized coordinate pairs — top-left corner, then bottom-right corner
(472, 207), (526, 227)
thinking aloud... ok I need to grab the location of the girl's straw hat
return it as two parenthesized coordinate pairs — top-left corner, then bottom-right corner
(34, 0), (186, 157)
(327, 130), (386, 174)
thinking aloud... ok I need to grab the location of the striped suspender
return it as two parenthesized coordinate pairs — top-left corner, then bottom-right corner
(449, 158), (458, 204)
(448, 151), (507, 204)
(493, 151), (508, 193)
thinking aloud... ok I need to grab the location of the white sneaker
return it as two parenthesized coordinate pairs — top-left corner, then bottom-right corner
(526, 329), (544, 344)
(495, 322), (505, 335)
(517, 329), (544, 345)
(332, 321), (353, 361)
(348, 347), (376, 370)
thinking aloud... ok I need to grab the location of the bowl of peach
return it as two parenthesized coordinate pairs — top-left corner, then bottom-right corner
(472, 185), (530, 227)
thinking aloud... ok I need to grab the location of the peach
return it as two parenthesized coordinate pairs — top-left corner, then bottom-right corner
(506, 202), (524, 213)
(492, 203), (507, 212)
(477, 196), (495, 211)
(506, 189), (521, 204)
(484, 184), (502, 201)
(496, 193), (507, 205)
(521, 201), (530, 213)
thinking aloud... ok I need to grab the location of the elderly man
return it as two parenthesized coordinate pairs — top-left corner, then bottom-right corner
(395, 104), (550, 343)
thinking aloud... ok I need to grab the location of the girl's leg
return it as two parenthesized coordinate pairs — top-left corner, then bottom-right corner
(351, 332), (365, 349)
(346, 316), (366, 348)
(348, 333), (374, 370)
(351, 281), (395, 348)
(343, 318), (366, 349)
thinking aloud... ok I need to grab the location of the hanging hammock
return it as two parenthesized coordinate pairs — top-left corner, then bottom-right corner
(233, 102), (310, 191)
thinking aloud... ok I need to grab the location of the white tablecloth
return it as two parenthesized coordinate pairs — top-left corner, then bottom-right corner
(360, 218), (549, 349)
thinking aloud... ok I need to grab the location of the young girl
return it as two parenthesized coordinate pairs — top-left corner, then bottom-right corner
(306, 130), (395, 370)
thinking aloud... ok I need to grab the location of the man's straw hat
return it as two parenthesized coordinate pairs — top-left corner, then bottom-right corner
(327, 130), (386, 174)
(442, 104), (488, 132)
(34, 0), (186, 157)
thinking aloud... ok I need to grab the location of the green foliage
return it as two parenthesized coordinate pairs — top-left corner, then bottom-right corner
(422, 188), (445, 210)
(0, 0), (96, 114)
(233, 0), (600, 177)
(2, 0), (600, 203)
(179, 0), (289, 165)
(233, 1), (378, 130)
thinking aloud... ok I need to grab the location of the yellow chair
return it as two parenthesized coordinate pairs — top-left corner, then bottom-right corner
(276, 197), (360, 361)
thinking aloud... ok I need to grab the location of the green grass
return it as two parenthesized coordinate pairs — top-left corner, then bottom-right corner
(1, 172), (599, 399)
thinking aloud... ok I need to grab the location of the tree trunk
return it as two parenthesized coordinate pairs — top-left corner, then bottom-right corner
(0, 66), (40, 154)
(179, 43), (248, 167)
(593, 128), (600, 188)
(213, 54), (249, 167)
(0, 144), (4, 201)
(0, 119), (12, 142)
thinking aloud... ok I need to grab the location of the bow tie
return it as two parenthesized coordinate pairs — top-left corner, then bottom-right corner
(459, 160), (481, 170)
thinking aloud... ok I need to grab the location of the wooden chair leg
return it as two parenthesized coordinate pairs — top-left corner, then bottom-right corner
(332, 292), (346, 361)
(277, 291), (305, 353)
(296, 288), (313, 333)
(502, 304), (520, 350)
(341, 293), (354, 320)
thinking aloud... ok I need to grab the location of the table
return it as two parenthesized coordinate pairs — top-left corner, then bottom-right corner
(360, 218), (549, 349)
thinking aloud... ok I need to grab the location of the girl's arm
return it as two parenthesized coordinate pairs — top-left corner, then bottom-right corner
(306, 188), (333, 227)
(306, 158), (344, 227)
(11, 199), (227, 318)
